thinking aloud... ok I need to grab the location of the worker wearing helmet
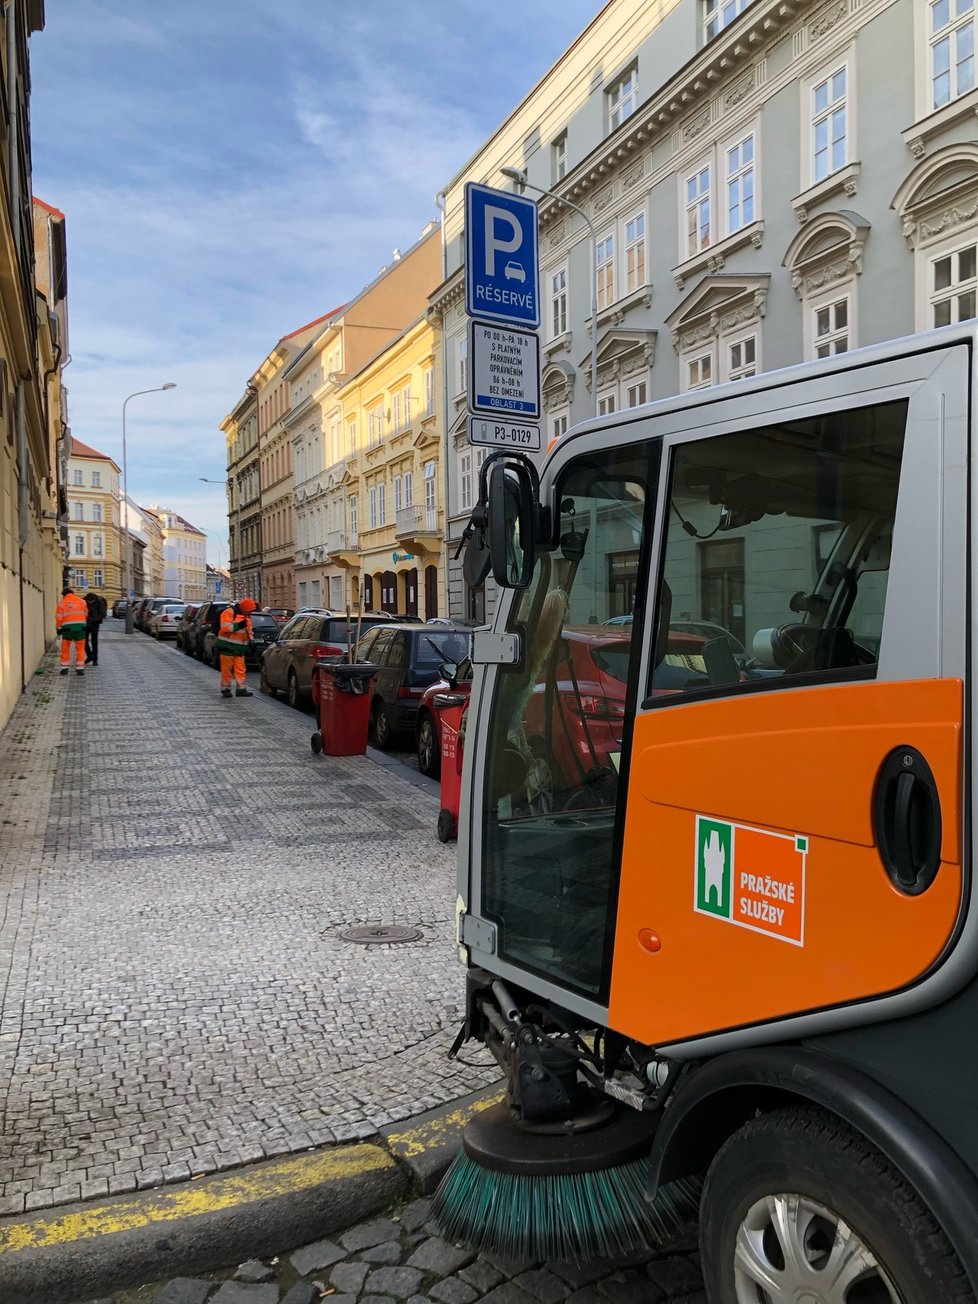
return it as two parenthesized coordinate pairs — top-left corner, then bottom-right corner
(217, 598), (256, 698)
(56, 586), (89, 675)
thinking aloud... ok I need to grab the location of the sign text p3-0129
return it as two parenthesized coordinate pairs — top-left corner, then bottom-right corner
(465, 182), (540, 329)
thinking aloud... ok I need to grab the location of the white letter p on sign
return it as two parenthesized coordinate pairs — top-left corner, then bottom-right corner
(484, 206), (521, 276)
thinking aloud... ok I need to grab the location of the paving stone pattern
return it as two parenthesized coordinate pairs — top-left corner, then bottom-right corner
(99, 1197), (706, 1304)
(0, 626), (498, 1213)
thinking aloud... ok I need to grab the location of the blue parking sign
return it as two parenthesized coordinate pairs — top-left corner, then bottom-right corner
(465, 182), (540, 328)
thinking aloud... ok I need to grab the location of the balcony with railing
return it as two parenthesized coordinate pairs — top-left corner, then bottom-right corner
(394, 503), (440, 546)
(325, 528), (360, 567)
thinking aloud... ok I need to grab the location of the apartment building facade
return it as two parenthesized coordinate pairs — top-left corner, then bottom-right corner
(0, 0), (52, 730)
(287, 227), (440, 613)
(148, 506), (207, 602)
(66, 438), (120, 601)
(433, 0), (978, 619)
(220, 387), (261, 602)
(123, 499), (164, 597)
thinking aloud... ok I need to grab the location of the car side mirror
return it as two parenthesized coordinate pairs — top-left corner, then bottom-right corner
(439, 661), (459, 688)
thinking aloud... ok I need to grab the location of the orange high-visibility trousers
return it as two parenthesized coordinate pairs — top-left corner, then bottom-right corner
(60, 637), (86, 668)
(220, 653), (246, 688)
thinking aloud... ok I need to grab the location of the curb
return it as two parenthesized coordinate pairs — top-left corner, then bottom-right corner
(0, 1085), (502, 1304)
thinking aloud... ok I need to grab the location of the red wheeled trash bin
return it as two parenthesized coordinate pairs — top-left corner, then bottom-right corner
(310, 661), (378, 757)
(433, 691), (467, 842)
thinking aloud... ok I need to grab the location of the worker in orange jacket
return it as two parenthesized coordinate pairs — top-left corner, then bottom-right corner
(56, 586), (89, 675)
(218, 598), (256, 698)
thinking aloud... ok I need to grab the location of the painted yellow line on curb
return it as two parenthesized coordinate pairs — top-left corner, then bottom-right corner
(384, 1091), (505, 1159)
(0, 1144), (396, 1255)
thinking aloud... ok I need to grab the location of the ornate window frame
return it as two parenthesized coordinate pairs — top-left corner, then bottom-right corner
(782, 209), (868, 360)
(666, 273), (769, 394)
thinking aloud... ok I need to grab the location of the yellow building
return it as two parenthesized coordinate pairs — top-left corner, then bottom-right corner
(66, 438), (121, 602)
(337, 313), (443, 618)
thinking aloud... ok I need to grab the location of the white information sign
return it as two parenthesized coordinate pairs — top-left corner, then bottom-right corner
(467, 319), (541, 420)
(468, 415), (542, 452)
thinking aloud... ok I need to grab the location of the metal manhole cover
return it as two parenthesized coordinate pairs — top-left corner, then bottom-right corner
(338, 924), (423, 945)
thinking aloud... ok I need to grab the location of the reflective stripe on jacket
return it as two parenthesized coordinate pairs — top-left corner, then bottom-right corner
(56, 593), (89, 640)
(216, 607), (252, 656)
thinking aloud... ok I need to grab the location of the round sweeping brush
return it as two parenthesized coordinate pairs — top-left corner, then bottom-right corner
(432, 1100), (702, 1263)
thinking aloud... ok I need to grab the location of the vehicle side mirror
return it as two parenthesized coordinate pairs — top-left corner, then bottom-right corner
(439, 661), (459, 688)
(488, 460), (535, 589)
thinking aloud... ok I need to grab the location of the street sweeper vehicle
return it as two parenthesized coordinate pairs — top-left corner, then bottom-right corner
(433, 325), (978, 1303)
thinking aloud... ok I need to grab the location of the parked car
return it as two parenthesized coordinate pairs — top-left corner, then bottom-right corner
(134, 597), (154, 631)
(191, 600), (235, 665)
(262, 607), (295, 627)
(415, 658), (473, 778)
(174, 604), (199, 650)
(260, 610), (400, 707)
(202, 609), (280, 669)
(354, 623), (472, 750)
(142, 597), (182, 633)
(149, 602), (188, 640)
(112, 599), (129, 617)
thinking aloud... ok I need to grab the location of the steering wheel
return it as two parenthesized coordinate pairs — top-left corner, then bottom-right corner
(772, 622), (875, 674)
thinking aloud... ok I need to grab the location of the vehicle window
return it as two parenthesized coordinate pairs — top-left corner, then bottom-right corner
(418, 631), (470, 666)
(366, 629), (393, 665)
(387, 634), (408, 670)
(590, 642), (630, 683)
(164, 605), (185, 614)
(250, 614), (279, 631)
(651, 398), (908, 704)
(355, 628), (378, 659)
(287, 617), (314, 640)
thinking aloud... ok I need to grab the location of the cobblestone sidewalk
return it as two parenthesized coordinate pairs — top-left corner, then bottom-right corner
(98, 1196), (706, 1304)
(0, 624), (498, 1215)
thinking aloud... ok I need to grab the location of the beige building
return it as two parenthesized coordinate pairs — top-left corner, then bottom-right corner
(123, 500), (164, 597)
(66, 438), (120, 601)
(287, 227), (440, 612)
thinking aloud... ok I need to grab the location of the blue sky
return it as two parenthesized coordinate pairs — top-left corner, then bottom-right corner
(30, 1), (601, 564)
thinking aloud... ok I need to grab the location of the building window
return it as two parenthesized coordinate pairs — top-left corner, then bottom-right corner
(423, 367), (433, 415)
(624, 212), (646, 292)
(91, 471), (101, 487)
(727, 334), (757, 379)
(551, 412), (569, 440)
(685, 164), (712, 258)
(814, 297), (850, 356)
(596, 233), (615, 310)
(73, 568), (86, 587)
(378, 482), (386, 525)
(552, 131), (568, 182)
(608, 65), (638, 131)
(812, 65), (848, 184)
(457, 337), (467, 394)
(551, 267), (568, 337)
(625, 381), (648, 407)
(930, 241), (977, 325)
(92, 503), (103, 523)
(394, 474), (403, 513)
(73, 501), (83, 521)
(724, 133), (755, 234)
(348, 417), (356, 455)
(93, 534), (103, 557)
(704, 0), (753, 42)
(349, 495), (358, 539)
(94, 568), (104, 588)
(424, 460), (436, 529)
(369, 486), (377, 529)
(73, 469), (83, 485)
(74, 534), (85, 555)
(460, 452), (473, 512)
(597, 392), (617, 417)
(686, 352), (714, 391)
(392, 391), (401, 433)
(402, 385), (411, 425)
(930, 0), (975, 109)
(404, 470), (413, 506)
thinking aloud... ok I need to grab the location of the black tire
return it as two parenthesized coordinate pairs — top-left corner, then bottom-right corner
(436, 808), (456, 842)
(700, 1107), (972, 1304)
(417, 712), (441, 778)
(260, 664), (276, 697)
(372, 700), (393, 750)
(287, 672), (301, 710)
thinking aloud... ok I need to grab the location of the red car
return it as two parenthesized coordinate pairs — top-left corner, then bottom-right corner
(262, 607), (295, 627)
(416, 666), (472, 778)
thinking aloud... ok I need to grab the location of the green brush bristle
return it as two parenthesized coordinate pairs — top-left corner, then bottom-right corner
(432, 1150), (702, 1263)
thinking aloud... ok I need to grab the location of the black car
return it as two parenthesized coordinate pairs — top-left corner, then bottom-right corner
(189, 601), (234, 664)
(202, 610), (279, 669)
(261, 610), (403, 708)
(174, 604), (199, 650)
(354, 623), (472, 749)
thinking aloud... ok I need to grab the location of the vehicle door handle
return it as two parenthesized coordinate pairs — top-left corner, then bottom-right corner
(873, 747), (942, 895)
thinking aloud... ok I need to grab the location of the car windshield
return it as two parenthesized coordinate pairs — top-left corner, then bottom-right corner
(164, 605), (185, 614)
(419, 631), (470, 666)
(589, 642), (630, 683)
(250, 614), (279, 631)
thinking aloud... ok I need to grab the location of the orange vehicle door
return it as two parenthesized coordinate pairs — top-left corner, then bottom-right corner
(609, 350), (969, 1047)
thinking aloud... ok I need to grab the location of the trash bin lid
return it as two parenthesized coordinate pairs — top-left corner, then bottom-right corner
(322, 660), (379, 678)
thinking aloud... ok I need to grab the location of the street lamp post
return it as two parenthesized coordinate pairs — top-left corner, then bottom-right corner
(501, 166), (599, 417)
(121, 384), (177, 633)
